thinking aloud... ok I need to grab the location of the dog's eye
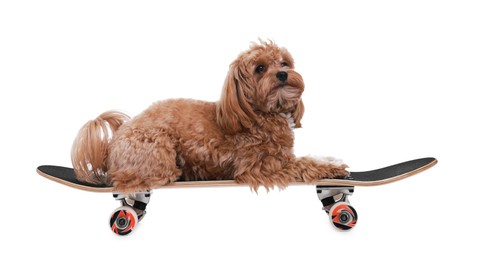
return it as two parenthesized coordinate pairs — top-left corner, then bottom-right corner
(281, 62), (289, 67)
(255, 65), (265, 73)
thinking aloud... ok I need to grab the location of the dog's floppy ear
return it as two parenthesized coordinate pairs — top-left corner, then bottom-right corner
(292, 99), (305, 128)
(216, 61), (257, 134)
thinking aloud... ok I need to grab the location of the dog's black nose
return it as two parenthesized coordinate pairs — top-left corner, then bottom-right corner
(276, 71), (288, 82)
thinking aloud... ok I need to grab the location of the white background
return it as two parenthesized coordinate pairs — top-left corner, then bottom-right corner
(1, 0), (484, 259)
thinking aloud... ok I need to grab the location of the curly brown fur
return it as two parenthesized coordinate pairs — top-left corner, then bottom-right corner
(71, 40), (348, 193)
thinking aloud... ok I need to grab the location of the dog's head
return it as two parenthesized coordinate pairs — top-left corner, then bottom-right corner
(216, 40), (305, 134)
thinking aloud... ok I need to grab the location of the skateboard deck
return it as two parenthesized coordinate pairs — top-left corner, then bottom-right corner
(37, 157), (437, 192)
(36, 157), (437, 234)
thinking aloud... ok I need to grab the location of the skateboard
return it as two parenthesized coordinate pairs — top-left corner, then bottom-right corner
(37, 157), (437, 235)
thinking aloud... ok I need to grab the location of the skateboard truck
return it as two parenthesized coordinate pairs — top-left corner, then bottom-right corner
(110, 190), (152, 235)
(316, 186), (358, 230)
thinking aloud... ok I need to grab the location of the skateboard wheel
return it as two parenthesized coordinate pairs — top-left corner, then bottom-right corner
(329, 202), (358, 231)
(109, 206), (138, 235)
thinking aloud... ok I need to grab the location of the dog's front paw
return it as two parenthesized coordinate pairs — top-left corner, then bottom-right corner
(317, 156), (349, 179)
(329, 164), (349, 179)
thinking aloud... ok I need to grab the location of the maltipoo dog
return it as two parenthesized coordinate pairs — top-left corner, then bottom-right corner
(71, 40), (348, 193)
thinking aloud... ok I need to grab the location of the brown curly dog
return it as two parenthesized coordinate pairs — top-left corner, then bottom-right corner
(71, 40), (348, 193)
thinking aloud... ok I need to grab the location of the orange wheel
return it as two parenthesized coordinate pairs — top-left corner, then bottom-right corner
(329, 202), (358, 231)
(109, 206), (138, 235)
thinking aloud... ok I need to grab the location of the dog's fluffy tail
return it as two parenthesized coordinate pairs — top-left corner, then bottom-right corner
(71, 111), (130, 185)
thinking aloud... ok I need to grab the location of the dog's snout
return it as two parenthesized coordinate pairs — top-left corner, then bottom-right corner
(276, 71), (288, 82)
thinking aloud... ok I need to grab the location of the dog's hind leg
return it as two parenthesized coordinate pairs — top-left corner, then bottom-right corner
(107, 129), (181, 193)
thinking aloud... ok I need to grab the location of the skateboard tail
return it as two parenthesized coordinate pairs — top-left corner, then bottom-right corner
(36, 166), (114, 192)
